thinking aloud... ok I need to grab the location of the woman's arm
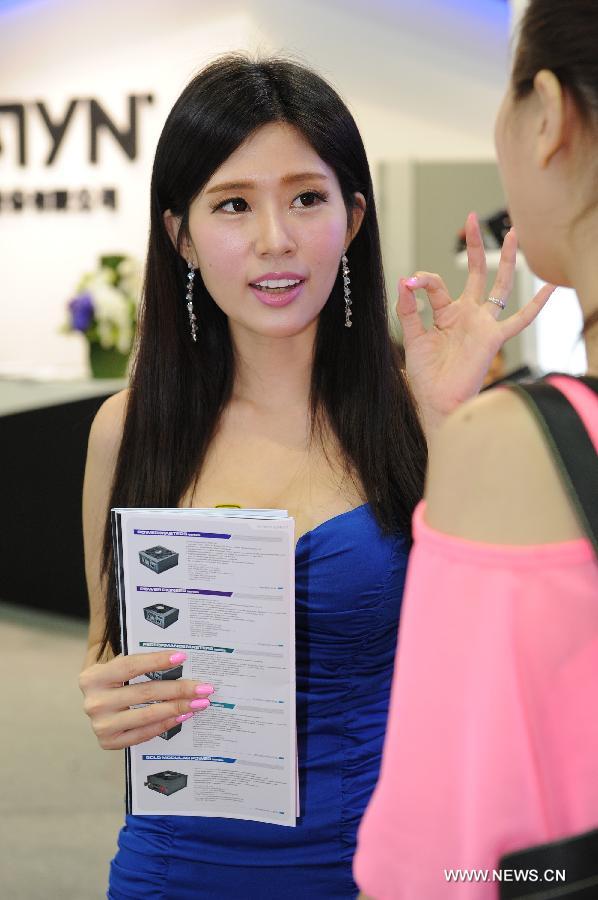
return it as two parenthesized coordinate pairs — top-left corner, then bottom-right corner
(81, 389), (128, 666)
(78, 390), (214, 748)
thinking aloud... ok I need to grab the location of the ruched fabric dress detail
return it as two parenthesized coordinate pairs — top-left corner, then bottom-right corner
(108, 504), (409, 899)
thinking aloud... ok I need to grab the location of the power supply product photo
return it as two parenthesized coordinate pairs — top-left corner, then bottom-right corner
(144, 771), (188, 796)
(145, 665), (184, 681)
(143, 603), (180, 629)
(158, 724), (183, 741)
(139, 545), (179, 574)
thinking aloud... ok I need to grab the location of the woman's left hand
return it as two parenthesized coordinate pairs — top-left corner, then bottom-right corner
(396, 212), (555, 439)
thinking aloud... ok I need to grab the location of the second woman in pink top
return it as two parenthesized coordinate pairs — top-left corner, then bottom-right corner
(354, 0), (598, 897)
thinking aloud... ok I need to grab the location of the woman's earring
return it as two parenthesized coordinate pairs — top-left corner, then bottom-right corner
(186, 260), (197, 342)
(342, 253), (352, 328)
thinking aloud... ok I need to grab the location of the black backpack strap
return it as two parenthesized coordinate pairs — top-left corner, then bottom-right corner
(499, 827), (598, 898)
(504, 376), (598, 559)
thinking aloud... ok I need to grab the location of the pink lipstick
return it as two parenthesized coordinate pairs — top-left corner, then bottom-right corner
(249, 271), (306, 308)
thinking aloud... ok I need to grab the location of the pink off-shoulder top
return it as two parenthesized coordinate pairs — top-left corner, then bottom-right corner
(354, 376), (598, 899)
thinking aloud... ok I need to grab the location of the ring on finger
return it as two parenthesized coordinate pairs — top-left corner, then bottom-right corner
(487, 296), (506, 310)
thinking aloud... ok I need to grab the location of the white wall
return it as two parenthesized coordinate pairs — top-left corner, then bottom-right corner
(509, 0), (529, 31)
(0, 0), (511, 378)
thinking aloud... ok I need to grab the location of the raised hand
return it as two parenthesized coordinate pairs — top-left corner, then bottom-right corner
(79, 649), (214, 750)
(396, 212), (555, 438)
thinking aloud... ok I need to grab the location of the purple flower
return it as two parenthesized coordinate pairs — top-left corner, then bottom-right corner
(69, 293), (95, 332)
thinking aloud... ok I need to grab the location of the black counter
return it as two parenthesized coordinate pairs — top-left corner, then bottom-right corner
(0, 382), (124, 619)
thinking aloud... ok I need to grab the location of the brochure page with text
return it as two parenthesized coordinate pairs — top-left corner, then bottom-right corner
(112, 507), (296, 826)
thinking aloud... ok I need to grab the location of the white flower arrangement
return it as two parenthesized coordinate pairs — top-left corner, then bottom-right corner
(66, 255), (141, 355)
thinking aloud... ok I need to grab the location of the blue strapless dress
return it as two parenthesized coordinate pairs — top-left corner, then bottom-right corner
(108, 504), (409, 899)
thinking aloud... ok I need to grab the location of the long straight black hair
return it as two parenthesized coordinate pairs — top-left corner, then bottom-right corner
(99, 54), (427, 657)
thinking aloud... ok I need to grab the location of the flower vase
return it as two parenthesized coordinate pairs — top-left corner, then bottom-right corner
(88, 343), (129, 379)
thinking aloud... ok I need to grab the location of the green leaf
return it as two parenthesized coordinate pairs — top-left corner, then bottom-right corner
(101, 254), (126, 272)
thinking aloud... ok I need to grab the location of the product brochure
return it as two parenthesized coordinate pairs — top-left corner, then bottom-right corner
(111, 507), (297, 826)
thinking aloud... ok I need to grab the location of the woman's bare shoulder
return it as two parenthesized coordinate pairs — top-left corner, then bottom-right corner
(83, 389), (129, 649)
(424, 386), (584, 544)
(88, 388), (129, 461)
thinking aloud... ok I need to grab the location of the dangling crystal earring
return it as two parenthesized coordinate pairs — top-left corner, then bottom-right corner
(186, 260), (197, 342)
(342, 253), (352, 328)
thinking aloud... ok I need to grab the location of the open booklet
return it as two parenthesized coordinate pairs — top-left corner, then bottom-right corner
(112, 507), (297, 826)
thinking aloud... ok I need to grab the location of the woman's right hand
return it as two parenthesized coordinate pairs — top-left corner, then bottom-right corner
(79, 649), (214, 750)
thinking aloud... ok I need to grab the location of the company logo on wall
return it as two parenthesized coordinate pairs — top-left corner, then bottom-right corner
(0, 94), (154, 213)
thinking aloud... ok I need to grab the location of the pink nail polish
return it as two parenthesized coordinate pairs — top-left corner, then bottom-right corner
(175, 712), (193, 723)
(189, 698), (210, 711)
(195, 683), (214, 695)
(169, 651), (187, 664)
(406, 277), (419, 288)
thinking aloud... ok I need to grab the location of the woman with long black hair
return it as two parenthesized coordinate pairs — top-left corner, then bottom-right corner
(78, 54), (548, 898)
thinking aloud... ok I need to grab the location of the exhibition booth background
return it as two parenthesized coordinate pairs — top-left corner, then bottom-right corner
(1, 0), (510, 379)
(0, 0), (522, 621)
(1, 0), (586, 621)
(1, 0), (586, 384)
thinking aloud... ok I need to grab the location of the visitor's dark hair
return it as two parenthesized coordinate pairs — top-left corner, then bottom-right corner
(512, 0), (598, 341)
(99, 53), (427, 658)
(512, 0), (598, 124)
